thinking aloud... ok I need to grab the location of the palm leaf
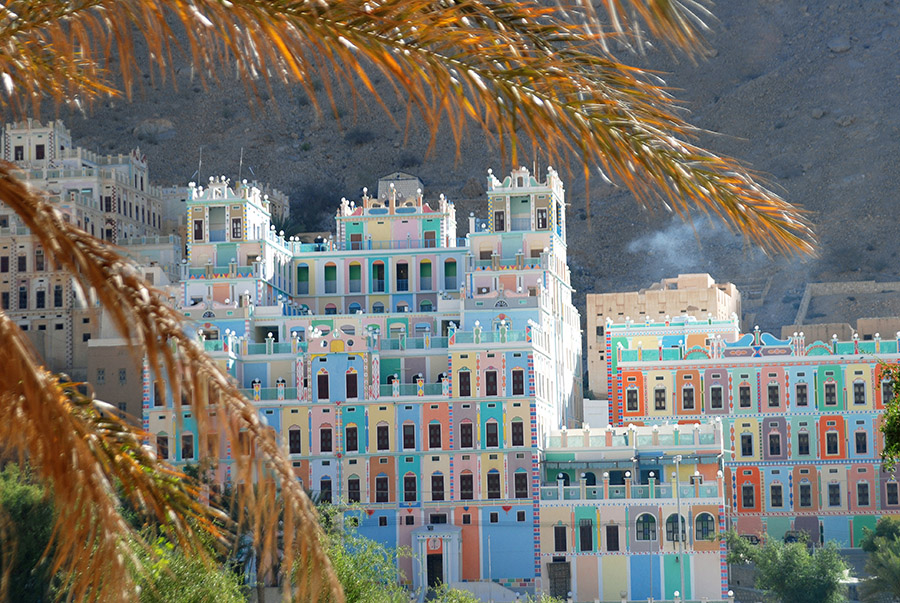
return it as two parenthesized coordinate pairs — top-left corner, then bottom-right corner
(0, 0), (814, 254)
(0, 165), (340, 601)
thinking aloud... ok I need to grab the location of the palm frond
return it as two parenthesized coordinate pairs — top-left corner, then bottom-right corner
(0, 0), (815, 254)
(0, 165), (341, 601)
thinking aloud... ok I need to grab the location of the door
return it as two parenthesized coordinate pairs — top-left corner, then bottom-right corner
(426, 553), (443, 588)
(547, 562), (570, 599)
(350, 233), (363, 250)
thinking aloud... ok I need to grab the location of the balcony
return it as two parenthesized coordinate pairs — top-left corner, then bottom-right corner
(396, 278), (409, 292)
(539, 482), (720, 502)
(372, 279), (385, 292)
(209, 229), (227, 242)
(324, 281), (337, 294)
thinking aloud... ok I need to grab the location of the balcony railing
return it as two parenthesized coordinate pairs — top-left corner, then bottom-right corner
(539, 482), (719, 501)
(396, 278), (409, 292)
(372, 279), (385, 292)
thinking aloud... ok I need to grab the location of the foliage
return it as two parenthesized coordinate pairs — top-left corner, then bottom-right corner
(0, 0), (822, 600)
(134, 534), (245, 603)
(753, 540), (847, 603)
(0, 464), (55, 602)
(724, 528), (758, 565)
(860, 516), (900, 553)
(860, 535), (900, 602)
(878, 364), (900, 473)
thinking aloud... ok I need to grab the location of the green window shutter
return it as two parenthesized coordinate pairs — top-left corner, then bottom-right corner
(444, 262), (457, 277)
(349, 264), (361, 280)
(325, 265), (337, 281)
(420, 262), (432, 278)
(298, 265), (309, 282)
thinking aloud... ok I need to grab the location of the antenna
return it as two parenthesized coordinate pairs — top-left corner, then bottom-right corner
(238, 147), (244, 182)
(248, 165), (256, 178)
(197, 146), (203, 183)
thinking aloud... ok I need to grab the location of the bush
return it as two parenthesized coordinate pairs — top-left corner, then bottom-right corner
(344, 127), (376, 145)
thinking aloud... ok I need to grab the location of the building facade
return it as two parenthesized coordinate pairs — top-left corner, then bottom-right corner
(605, 317), (900, 547)
(146, 168), (636, 598)
(586, 274), (741, 398)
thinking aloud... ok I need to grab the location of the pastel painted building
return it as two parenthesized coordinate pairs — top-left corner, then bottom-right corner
(539, 422), (727, 601)
(146, 167), (622, 598)
(605, 316), (900, 547)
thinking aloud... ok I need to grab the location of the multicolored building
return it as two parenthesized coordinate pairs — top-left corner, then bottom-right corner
(605, 316), (900, 547)
(151, 168), (707, 598)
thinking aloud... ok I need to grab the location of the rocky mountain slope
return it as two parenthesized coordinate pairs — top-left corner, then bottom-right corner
(58, 0), (900, 333)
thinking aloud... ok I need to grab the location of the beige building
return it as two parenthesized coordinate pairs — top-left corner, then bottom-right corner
(585, 273), (741, 398)
(781, 317), (900, 343)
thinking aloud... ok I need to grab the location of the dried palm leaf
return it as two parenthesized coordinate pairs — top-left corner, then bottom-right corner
(0, 0), (814, 254)
(0, 165), (340, 601)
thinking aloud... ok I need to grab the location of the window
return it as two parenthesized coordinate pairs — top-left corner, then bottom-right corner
(511, 421), (524, 446)
(53, 285), (62, 307)
(682, 387), (694, 410)
(345, 426), (358, 453)
(35, 144), (45, 160)
(537, 209), (548, 230)
(460, 473), (474, 500)
(403, 424), (416, 450)
(231, 217), (242, 239)
(739, 385), (751, 408)
(796, 383), (808, 406)
(740, 434), (753, 457)
(485, 370), (498, 396)
(512, 369), (524, 395)
(375, 476), (389, 503)
(741, 484), (755, 508)
(346, 373), (358, 399)
(428, 424), (441, 449)
(855, 432), (867, 455)
(119, 369), (127, 385)
(768, 433), (782, 457)
(13, 145), (22, 161)
(157, 435), (169, 460)
(883, 380), (894, 406)
(182, 433), (194, 460)
(799, 483), (812, 507)
(606, 525), (620, 551)
(768, 384), (779, 407)
(695, 513), (715, 540)
(395, 262), (408, 292)
(579, 519), (593, 551)
(654, 388), (666, 411)
(377, 424), (389, 451)
(462, 514), (471, 525)
(402, 475), (417, 502)
(1, 292), (8, 309)
(430, 513), (448, 525)
(487, 471), (501, 499)
(192, 219), (204, 241)
(317, 372), (329, 400)
(378, 516), (388, 526)
(770, 484), (783, 507)
(320, 478), (332, 504)
(554, 525), (567, 551)
(853, 382), (865, 405)
(626, 389), (639, 411)
(458, 371), (471, 397)
(97, 368), (105, 384)
(34, 290), (44, 309)
(857, 482), (870, 506)
(289, 427), (302, 454)
(665, 515), (686, 542)
(825, 382), (837, 406)
(493, 210), (505, 232)
(34, 251), (43, 271)
(828, 483), (841, 507)
(431, 474), (445, 501)
(514, 472), (528, 498)
(460, 422), (473, 448)
(888, 483), (900, 506)
(18, 286), (26, 308)
(826, 432), (838, 455)
(485, 422), (499, 448)
(516, 510), (526, 522)
(798, 432), (810, 456)
(347, 477), (361, 503)
(636, 514), (656, 541)
(320, 427), (333, 452)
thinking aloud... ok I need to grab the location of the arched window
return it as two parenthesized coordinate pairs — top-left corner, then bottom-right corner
(296, 263), (309, 294)
(324, 303), (338, 315)
(419, 260), (432, 290)
(375, 473), (389, 502)
(372, 261), (385, 293)
(557, 473), (571, 486)
(583, 472), (597, 486)
(486, 469), (501, 499)
(324, 262), (337, 294)
(348, 302), (362, 314)
(372, 302), (385, 314)
(459, 470), (474, 500)
(419, 299), (433, 312)
(396, 302), (408, 313)
(317, 369), (329, 400)
(319, 477), (332, 504)
(347, 474), (361, 503)
(444, 259), (457, 290)
(348, 262), (362, 293)
(157, 433), (169, 460)
(665, 514), (686, 542)
(288, 426), (302, 454)
(403, 473), (417, 502)
(695, 513), (716, 540)
(636, 513), (657, 541)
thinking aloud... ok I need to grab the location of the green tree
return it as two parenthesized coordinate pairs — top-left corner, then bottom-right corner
(878, 364), (900, 473)
(0, 465), (55, 602)
(134, 535), (245, 603)
(728, 528), (848, 603)
(0, 1), (818, 601)
(860, 516), (900, 553)
(860, 536), (900, 602)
